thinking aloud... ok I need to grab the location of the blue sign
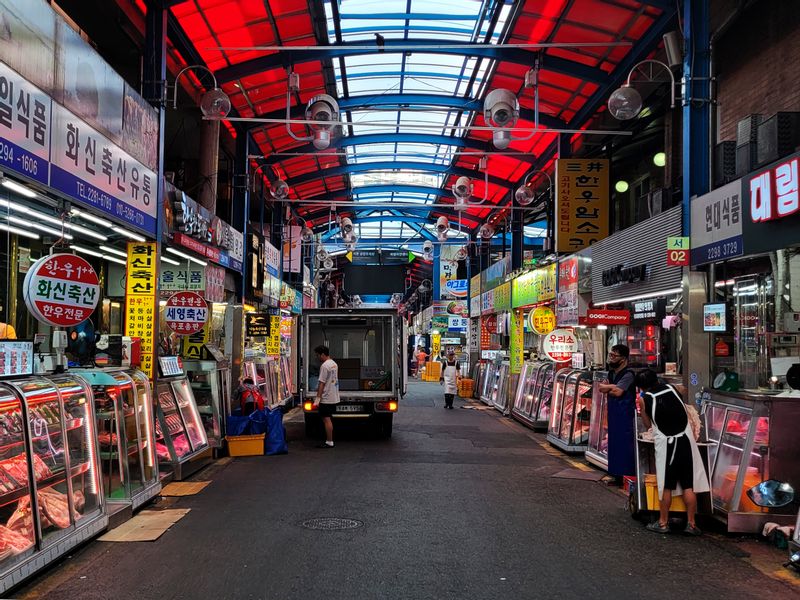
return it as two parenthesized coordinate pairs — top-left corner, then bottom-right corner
(691, 235), (743, 266)
(690, 180), (744, 266)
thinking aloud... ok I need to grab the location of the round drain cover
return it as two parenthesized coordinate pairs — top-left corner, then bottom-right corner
(300, 517), (363, 531)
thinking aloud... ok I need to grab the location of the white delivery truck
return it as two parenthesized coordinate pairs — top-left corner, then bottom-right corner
(301, 308), (404, 438)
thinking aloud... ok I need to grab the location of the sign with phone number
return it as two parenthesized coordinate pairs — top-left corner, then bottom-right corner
(690, 180), (744, 266)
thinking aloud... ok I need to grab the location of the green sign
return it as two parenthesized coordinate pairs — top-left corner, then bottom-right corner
(493, 282), (511, 312)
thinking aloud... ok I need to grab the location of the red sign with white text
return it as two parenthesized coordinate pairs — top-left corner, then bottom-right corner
(585, 309), (631, 326)
(23, 254), (99, 328)
(164, 291), (209, 336)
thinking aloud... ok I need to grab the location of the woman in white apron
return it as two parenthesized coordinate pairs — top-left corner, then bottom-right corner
(635, 369), (710, 535)
(440, 350), (460, 409)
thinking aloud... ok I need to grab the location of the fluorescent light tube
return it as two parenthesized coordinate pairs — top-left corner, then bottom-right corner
(70, 208), (113, 227)
(0, 223), (39, 239)
(160, 256), (181, 266)
(112, 227), (146, 242)
(1, 179), (36, 198)
(99, 245), (128, 258)
(6, 215), (73, 239)
(70, 244), (104, 258)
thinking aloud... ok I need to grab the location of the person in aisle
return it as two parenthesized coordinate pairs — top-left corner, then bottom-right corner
(233, 377), (264, 416)
(635, 369), (710, 536)
(440, 349), (461, 409)
(597, 344), (637, 485)
(314, 345), (340, 448)
(415, 345), (428, 378)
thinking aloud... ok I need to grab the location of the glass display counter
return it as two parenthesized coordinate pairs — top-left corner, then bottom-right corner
(183, 358), (231, 449)
(242, 355), (289, 409)
(0, 375), (107, 595)
(511, 361), (555, 429)
(490, 362), (510, 414)
(155, 358), (211, 481)
(547, 368), (593, 454)
(585, 371), (610, 470)
(700, 389), (800, 532)
(72, 369), (160, 512)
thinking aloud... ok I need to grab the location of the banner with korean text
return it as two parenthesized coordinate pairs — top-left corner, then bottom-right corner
(125, 242), (157, 378)
(555, 159), (609, 253)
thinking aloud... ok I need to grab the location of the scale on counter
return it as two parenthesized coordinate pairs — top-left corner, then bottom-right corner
(158, 355), (184, 377)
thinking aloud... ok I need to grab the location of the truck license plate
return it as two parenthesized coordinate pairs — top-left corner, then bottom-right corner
(336, 405), (361, 413)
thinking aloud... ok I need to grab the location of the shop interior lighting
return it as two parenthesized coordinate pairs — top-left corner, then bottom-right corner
(1, 179), (37, 198)
(70, 208), (114, 228)
(0, 222), (39, 239)
(70, 244), (104, 258)
(6, 215), (73, 239)
(595, 288), (683, 306)
(99, 245), (128, 258)
(653, 152), (666, 167)
(166, 247), (207, 266)
(1, 201), (109, 241)
(615, 180), (630, 193)
(160, 256), (181, 266)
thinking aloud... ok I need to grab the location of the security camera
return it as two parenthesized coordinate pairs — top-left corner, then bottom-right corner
(301, 226), (314, 242)
(316, 247), (329, 262)
(452, 176), (472, 202)
(422, 240), (434, 254)
(270, 179), (289, 200)
(455, 246), (468, 261)
(484, 88), (519, 128)
(515, 185), (536, 206)
(478, 223), (495, 240)
(435, 216), (449, 238)
(339, 217), (354, 237)
(323, 257), (334, 270)
(306, 94), (339, 150)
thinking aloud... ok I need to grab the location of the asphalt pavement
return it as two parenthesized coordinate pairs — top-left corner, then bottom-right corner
(14, 382), (800, 600)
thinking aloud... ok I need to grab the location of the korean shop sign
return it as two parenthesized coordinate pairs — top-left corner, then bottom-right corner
(23, 254), (99, 327)
(742, 151), (800, 254)
(125, 242), (157, 378)
(542, 329), (578, 362)
(160, 267), (204, 294)
(528, 306), (556, 335)
(666, 237), (691, 267)
(601, 264), (649, 287)
(164, 291), (209, 336)
(493, 282), (511, 312)
(555, 159), (610, 253)
(0, 62), (51, 185)
(50, 103), (157, 236)
(690, 179), (744, 266)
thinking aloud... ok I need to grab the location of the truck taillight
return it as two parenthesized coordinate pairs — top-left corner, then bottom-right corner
(304, 402), (316, 411)
(388, 402), (398, 412)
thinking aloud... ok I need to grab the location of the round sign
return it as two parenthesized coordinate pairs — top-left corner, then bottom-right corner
(23, 254), (100, 328)
(542, 328), (578, 362)
(528, 306), (556, 335)
(164, 291), (209, 336)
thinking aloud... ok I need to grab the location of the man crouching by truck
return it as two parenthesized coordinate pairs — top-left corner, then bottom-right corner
(314, 345), (340, 449)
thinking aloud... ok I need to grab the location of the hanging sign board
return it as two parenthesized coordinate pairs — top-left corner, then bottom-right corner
(555, 158), (610, 253)
(245, 312), (271, 337)
(160, 267), (205, 293)
(666, 237), (691, 266)
(266, 316), (281, 356)
(528, 306), (556, 335)
(125, 242), (157, 378)
(542, 329), (578, 362)
(23, 254), (99, 327)
(164, 291), (209, 336)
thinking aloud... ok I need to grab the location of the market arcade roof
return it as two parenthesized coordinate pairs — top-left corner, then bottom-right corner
(132, 0), (674, 245)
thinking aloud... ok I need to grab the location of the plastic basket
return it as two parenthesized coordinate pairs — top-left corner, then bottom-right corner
(644, 474), (686, 511)
(226, 433), (265, 457)
(458, 378), (474, 397)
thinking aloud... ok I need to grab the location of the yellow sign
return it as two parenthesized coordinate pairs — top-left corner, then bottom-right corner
(125, 242), (157, 378)
(266, 315), (281, 356)
(529, 306), (556, 335)
(470, 273), (481, 299)
(182, 323), (211, 360)
(431, 332), (441, 357)
(555, 159), (610, 253)
(510, 310), (524, 375)
(346, 251), (353, 262)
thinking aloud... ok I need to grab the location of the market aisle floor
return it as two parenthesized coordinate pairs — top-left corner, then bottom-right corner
(15, 383), (799, 600)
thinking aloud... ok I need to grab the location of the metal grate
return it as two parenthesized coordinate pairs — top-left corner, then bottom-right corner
(300, 517), (364, 531)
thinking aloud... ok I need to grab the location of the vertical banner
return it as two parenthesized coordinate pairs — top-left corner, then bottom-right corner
(266, 315), (281, 356)
(555, 159), (610, 253)
(510, 309), (524, 375)
(438, 245), (459, 299)
(282, 225), (301, 273)
(431, 333), (441, 357)
(125, 242), (157, 378)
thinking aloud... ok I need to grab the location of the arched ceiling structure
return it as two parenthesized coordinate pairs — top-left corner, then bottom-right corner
(134, 0), (676, 247)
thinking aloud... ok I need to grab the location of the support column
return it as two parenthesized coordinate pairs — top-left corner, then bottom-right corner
(682, 0), (712, 400)
(432, 243), (441, 301)
(511, 202), (524, 270)
(198, 120), (221, 213)
(232, 133), (250, 303)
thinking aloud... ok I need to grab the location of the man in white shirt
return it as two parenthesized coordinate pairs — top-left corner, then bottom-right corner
(314, 345), (340, 448)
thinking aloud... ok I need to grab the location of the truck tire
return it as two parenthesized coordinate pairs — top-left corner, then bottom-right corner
(377, 415), (393, 438)
(305, 415), (322, 439)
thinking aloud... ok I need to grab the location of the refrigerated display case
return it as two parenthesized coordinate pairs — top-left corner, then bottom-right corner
(701, 389), (800, 532)
(72, 369), (160, 514)
(510, 362), (556, 430)
(479, 362), (498, 405)
(184, 353), (231, 449)
(0, 375), (107, 594)
(490, 361), (510, 414)
(155, 358), (211, 481)
(278, 355), (293, 406)
(547, 368), (593, 453)
(585, 371), (610, 470)
(242, 353), (288, 409)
